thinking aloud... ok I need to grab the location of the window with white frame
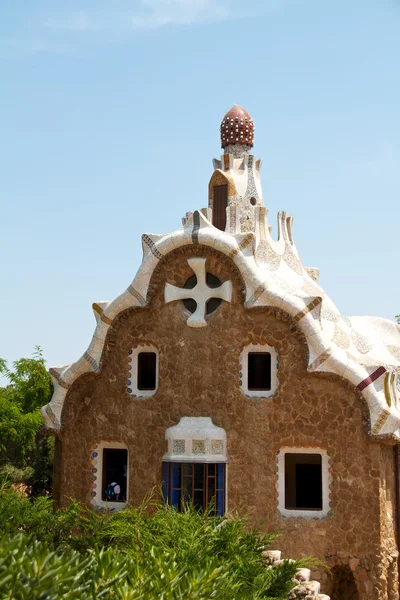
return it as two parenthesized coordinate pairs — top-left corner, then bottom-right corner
(277, 448), (331, 519)
(127, 345), (159, 397)
(90, 442), (128, 509)
(240, 343), (278, 397)
(102, 448), (128, 503)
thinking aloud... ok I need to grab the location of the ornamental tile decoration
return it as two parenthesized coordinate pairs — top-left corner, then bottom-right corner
(173, 440), (185, 454)
(244, 155), (258, 201)
(192, 440), (205, 454)
(164, 418), (227, 462)
(210, 440), (224, 455)
(333, 326), (351, 350)
(320, 304), (341, 323)
(351, 330), (374, 354)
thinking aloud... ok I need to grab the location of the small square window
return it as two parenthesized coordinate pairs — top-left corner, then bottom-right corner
(240, 343), (278, 398)
(248, 352), (271, 391)
(137, 352), (157, 390)
(284, 453), (322, 511)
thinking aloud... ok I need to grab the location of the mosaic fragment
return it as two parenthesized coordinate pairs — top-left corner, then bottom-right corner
(172, 440), (185, 454)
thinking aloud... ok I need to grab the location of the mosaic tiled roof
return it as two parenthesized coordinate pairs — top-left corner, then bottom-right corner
(220, 105), (254, 149)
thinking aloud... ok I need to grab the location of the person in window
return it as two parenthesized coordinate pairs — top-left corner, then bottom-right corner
(105, 481), (121, 501)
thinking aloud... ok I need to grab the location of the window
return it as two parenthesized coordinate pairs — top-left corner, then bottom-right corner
(277, 448), (331, 518)
(138, 352), (157, 390)
(101, 448), (128, 502)
(162, 462), (225, 515)
(90, 442), (129, 509)
(240, 343), (278, 398)
(284, 453), (322, 510)
(212, 184), (228, 231)
(127, 345), (159, 397)
(248, 352), (271, 391)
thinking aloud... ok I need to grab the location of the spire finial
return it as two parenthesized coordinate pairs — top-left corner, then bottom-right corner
(220, 105), (254, 153)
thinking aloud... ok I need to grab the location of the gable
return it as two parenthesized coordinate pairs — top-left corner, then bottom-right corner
(42, 210), (400, 439)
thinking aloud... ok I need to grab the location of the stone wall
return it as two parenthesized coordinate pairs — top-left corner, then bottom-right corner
(55, 245), (398, 599)
(376, 444), (399, 599)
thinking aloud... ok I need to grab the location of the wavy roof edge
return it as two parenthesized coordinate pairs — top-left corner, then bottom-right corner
(41, 209), (400, 439)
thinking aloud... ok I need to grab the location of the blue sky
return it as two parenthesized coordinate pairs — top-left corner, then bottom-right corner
(1, 0), (399, 375)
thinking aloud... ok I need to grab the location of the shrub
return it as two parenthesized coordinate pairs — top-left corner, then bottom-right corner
(0, 485), (308, 599)
(0, 533), (230, 600)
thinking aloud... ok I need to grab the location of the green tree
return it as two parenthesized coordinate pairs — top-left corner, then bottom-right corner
(0, 347), (52, 413)
(396, 314), (400, 324)
(0, 348), (53, 494)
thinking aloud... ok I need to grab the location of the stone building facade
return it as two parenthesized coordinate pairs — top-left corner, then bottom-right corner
(43, 106), (400, 599)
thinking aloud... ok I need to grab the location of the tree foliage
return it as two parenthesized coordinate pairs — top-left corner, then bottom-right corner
(0, 348), (53, 493)
(0, 347), (52, 414)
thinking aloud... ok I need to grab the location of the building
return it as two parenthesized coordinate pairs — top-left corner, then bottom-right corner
(42, 105), (400, 599)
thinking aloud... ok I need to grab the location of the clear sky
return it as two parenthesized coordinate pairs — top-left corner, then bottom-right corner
(1, 0), (399, 376)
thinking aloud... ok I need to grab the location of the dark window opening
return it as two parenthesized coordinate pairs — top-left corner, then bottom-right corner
(102, 448), (128, 502)
(212, 184), (228, 231)
(248, 352), (271, 391)
(137, 352), (157, 390)
(162, 462), (225, 515)
(284, 453), (322, 510)
(331, 565), (359, 600)
(183, 272), (222, 315)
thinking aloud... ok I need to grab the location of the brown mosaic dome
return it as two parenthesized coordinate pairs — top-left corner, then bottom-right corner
(220, 105), (254, 149)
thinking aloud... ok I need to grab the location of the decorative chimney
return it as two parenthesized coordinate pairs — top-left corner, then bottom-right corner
(209, 105), (264, 234)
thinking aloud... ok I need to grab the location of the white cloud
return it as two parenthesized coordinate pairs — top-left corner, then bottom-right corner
(131, 0), (231, 28)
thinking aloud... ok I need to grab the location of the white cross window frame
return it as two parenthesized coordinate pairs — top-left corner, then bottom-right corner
(164, 257), (232, 328)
